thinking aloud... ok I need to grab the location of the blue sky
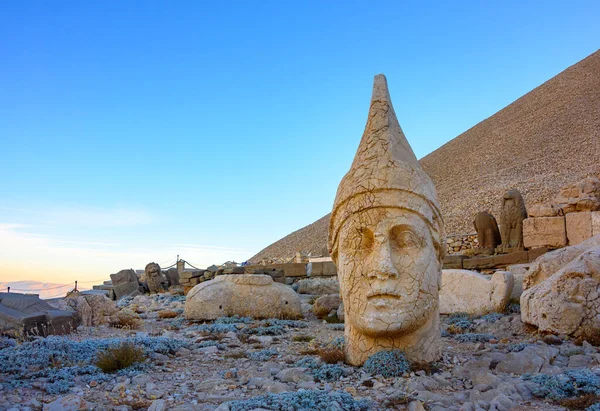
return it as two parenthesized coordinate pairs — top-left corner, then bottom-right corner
(1, 1), (598, 284)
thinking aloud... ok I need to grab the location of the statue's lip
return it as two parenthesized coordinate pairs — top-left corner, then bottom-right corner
(367, 293), (401, 300)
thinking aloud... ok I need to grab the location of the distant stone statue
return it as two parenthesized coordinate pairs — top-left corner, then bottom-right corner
(499, 189), (528, 250)
(328, 74), (445, 366)
(144, 262), (164, 293)
(473, 211), (502, 250)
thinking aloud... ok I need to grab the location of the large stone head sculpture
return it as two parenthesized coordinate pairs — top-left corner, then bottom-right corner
(328, 75), (445, 365)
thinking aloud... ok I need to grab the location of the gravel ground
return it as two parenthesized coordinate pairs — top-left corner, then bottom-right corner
(1, 291), (599, 410)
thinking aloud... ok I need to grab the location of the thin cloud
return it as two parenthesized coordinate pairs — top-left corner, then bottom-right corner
(41, 207), (155, 228)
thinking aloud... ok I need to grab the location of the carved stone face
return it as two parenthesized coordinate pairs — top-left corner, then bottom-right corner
(146, 263), (161, 279)
(336, 207), (440, 337)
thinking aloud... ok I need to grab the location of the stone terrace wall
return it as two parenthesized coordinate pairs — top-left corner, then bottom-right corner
(446, 233), (478, 254)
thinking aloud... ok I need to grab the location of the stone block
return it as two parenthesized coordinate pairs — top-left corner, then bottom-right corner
(309, 261), (337, 277)
(0, 293), (77, 336)
(523, 217), (566, 249)
(528, 247), (549, 263)
(528, 204), (559, 217)
(179, 270), (202, 280)
(566, 212), (592, 246)
(440, 270), (513, 315)
(443, 255), (464, 269)
(463, 255), (495, 270)
(492, 251), (529, 267)
(109, 269), (141, 299)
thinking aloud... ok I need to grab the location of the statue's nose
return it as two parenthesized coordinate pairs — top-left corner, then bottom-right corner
(367, 242), (399, 280)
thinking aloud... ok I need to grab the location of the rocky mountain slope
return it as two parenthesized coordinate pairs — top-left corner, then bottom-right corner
(250, 50), (600, 263)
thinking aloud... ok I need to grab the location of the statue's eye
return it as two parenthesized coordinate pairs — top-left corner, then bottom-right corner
(344, 227), (374, 252)
(391, 227), (424, 249)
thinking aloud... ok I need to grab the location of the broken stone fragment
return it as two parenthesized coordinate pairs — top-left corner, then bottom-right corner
(521, 244), (600, 338)
(439, 270), (513, 315)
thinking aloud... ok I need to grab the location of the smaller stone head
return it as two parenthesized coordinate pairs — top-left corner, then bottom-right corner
(502, 189), (526, 215)
(145, 262), (161, 279)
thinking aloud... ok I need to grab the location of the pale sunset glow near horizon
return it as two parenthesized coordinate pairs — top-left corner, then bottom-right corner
(1, 1), (599, 288)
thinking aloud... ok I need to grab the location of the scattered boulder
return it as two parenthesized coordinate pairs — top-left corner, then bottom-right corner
(110, 269), (144, 299)
(296, 277), (339, 295)
(0, 292), (77, 336)
(439, 270), (513, 315)
(523, 234), (600, 290)
(521, 246), (600, 338)
(51, 293), (118, 327)
(185, 274), (302, 320)
(312, 294), (341, 318)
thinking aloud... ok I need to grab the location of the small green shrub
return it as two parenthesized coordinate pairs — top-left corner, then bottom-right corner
(363, 350), (410, 378)
(95, 342), (146, 373)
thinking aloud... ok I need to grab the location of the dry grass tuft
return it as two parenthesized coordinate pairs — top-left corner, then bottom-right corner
(95, 342), (146, 373)
(113, 310), (142, 329)
(313, 304), (332, 319)
(317, 346), (345, 364)
(558, 393), (600, 409)
(158, 310), (179, 319)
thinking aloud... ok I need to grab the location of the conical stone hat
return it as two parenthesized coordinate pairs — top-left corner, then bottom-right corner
(328, 74), (444, 258)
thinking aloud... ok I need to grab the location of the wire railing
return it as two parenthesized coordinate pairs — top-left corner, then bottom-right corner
(3, 256), (235, 295)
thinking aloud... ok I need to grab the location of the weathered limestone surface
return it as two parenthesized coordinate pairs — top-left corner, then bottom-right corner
(473, 211), (501, 250)
(521, 246), (600, 338)
(296, 277), (339, 295)
(499, 189), (527, 250)
(439, 270), (513, 315)
(524, 234), (600, 290)
(327, 74), (445, 365)
(566, 211), (593, 246)
(523, 216), (567, 249)
(0, 293), (77, 336)
(505, 264), (530, 300)
(593, 211), (600, 237)
(185, 274), (302, 320)
(52, 293), (118, 327)
(528, 204), (560, 218)
(554, 177), (600, 214)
